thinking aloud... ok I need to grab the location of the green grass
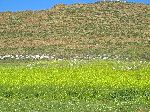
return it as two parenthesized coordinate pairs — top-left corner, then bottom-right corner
(0, 59), (150, 111)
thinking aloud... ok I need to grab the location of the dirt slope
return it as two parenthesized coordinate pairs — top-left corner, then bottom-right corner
(0, 2), (150, 60)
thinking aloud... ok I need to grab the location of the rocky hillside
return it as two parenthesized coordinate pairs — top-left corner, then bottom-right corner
(0, 2), (150, 60)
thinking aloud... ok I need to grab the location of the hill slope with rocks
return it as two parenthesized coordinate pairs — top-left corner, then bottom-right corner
(0, 2), (150, 60)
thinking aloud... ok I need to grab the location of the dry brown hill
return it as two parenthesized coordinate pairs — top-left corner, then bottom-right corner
(0, 2), (150, 60)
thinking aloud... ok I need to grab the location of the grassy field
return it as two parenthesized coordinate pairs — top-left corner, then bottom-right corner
(0, 59), (150, 111)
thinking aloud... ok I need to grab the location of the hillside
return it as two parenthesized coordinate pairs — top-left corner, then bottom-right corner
(0, 2), (150, 60)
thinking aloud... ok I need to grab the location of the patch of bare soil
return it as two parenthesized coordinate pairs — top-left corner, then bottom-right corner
(0, 37), (68, 48)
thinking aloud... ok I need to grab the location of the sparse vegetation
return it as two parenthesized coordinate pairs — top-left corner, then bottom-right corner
(0, 2), (149, 60)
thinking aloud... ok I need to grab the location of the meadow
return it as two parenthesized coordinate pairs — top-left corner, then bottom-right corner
(0, 59), (150, 111)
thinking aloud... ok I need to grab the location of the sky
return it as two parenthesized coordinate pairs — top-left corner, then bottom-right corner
(0, 0), (149, 12)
